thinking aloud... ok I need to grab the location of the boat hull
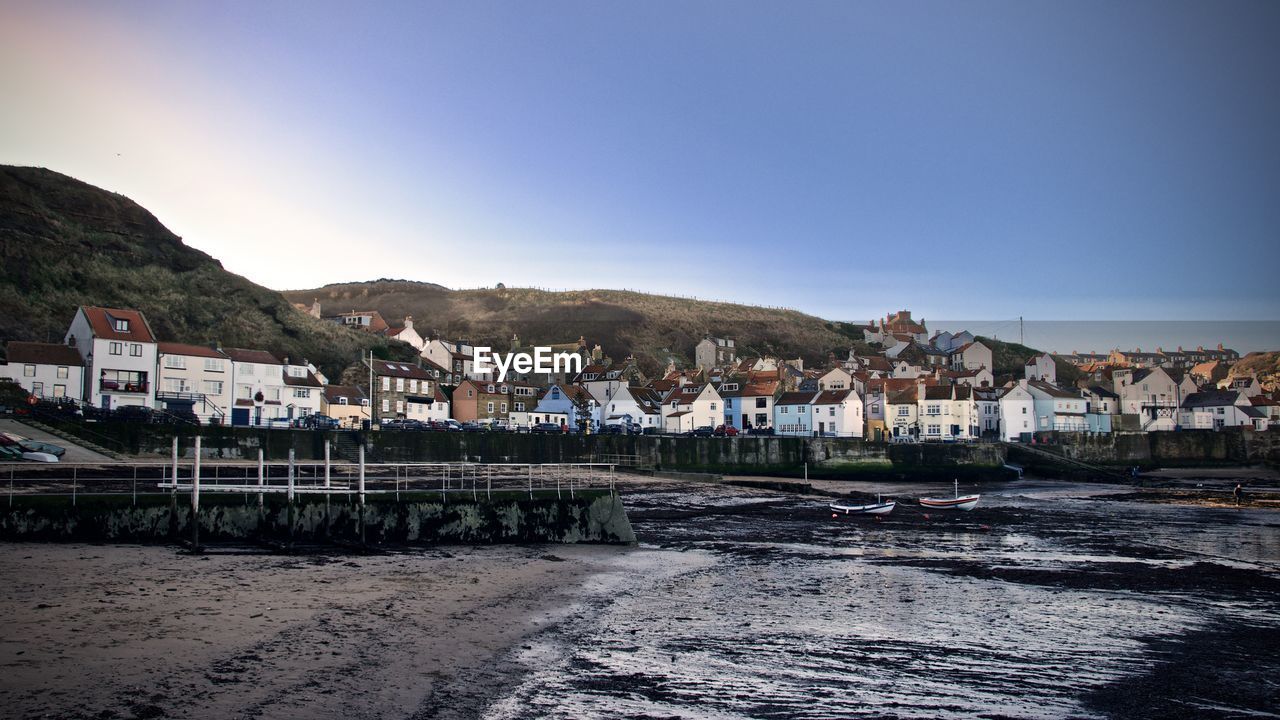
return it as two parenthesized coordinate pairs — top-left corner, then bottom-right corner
(919, 495), (980, 511)
(830, 501), (896, 515)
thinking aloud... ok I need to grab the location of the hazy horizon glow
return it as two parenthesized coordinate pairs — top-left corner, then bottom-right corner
(3, 1), (1278, 323)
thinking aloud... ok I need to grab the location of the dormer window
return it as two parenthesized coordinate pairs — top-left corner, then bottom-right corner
(114, 318), (129, 332)
(487, 384), (495, 393)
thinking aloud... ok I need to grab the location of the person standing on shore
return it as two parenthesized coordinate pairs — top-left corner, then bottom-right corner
(1233, 483), (1244, 507)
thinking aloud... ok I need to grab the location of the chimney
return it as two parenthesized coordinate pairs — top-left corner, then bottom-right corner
(1218, 343), (1224, 351)
(404, 315), (413, 331)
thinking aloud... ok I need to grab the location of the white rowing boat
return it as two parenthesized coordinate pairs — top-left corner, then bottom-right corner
(830, 496), (896, 515)
(919, 479), (980, 511)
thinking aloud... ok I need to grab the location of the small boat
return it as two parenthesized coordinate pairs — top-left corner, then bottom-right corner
(920, 479), (980, 511)
(830, 495), (896, 515)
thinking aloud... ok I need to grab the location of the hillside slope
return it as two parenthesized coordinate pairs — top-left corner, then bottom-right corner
(0, 165), (413, 377)
(1228, 351), (1280, 392)
(284, 280), (875, 374)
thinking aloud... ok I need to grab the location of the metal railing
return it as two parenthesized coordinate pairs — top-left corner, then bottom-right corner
(1, 438), (617, 507)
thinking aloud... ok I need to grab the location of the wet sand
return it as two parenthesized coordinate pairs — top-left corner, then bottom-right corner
(0, 544), (627, 719)
(2, 474), (1279, 719)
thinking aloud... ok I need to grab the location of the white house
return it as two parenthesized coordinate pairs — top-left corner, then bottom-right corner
(1113, 367), (1197, 431)
(661, 383), (724, 433)
(774, 391), (819, 436)
(949, 341), (993, 372)
(811, 389), (863, 437)
(918, 384), (982, 440)
(0, 342), (85, 402)
(1179, 390), (1264, 430)
(886, 385), (923, 440)
(421, 338), (474, 383)
(1024, 380), (1088, 432)
(385, 316), (424, 351)
(282, 360), (325, 422)
(998, 383), (1036, 441)
(155, 342), (233, 423)
(599, 385), (663, 431)
(816, 367), (853, 391)
(65, 306), (159, 410)
(1025, 353), (1057, 383)
(225, 348), (289, 426)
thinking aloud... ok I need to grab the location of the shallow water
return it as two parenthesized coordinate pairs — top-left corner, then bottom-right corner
(487, 479), (1280, 719)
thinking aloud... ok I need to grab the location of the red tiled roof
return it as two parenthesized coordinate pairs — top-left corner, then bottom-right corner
(4, 341), (84, 366)
(224, 348), (283, 365)
(79, 306), (155, 343)
(370, 359), (434, 380)
(157, 342), (227, 359)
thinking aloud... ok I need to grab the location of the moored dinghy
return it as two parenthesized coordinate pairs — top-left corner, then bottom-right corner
(830, 495), (896, 515)
(920, 479), (980, 511)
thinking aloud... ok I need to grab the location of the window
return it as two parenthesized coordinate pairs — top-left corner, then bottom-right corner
(829, 407), (835, 416)
(871, 403), (879, 413)
(396, 401), (404, 413)
(897, 407), (909, 416)
(53, 384), (66, 398)
(23, 364), (35, 377)
(382, 377), (390, 391)
(32, 382), (43, 396)
(202, 381), (223, 396)
(487, 402), (495, 413)
(109, 342), (123, 355)
(163, 378), (187, 393)
(1021, 407), (1027, 414)
(756, 397), (767, 408)
(242, 363), (255, 376)
(927, 424), (940, 436)
(56, 366), (69, 379)
(237, 384), (252, 399)
(396, 378), (404, 392)
(500, 402), (507, 413)
(710, 403), (717, 410)
(408, 380), (417, 393)
(781, 406), (789, 414)
(204, 358), (224, 372)
(293, 388), (311, 399)
(113, 319), (129, 332)
(926, 404), (940, 416)
(130, 344), (142, 357)
(268, 388), (280, 401)
(164, 356), (186, 369)
(515, 402), (524, 412)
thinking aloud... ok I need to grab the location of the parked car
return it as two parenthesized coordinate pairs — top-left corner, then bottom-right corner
(489, 421), (512, 432)
(747, 427), (776, 436)
(599, 423), (626, 435)
(461, 421), (488, 433)
(642, 426), (660, 435)
(531, 422), (563, 434)
(713, 425), (740, 437)
(301, 414), (339, 430)
(687, 425), (715, 437)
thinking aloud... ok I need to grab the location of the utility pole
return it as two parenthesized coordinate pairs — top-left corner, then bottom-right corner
(1020, 316), (1024, 347)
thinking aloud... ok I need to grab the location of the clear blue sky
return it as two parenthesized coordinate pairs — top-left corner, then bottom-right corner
(3, 0), (1278, 323)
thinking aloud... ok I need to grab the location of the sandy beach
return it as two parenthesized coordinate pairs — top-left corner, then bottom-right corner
(0, 543), (629, 719)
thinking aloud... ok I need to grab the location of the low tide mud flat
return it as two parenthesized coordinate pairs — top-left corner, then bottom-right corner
(1, 474), (1278, 719)
(490, 475), (1280, 719)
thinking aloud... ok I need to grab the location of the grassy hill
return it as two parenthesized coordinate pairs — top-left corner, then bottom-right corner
(1228, 351), (1280, 392)
(284, 280), (878, 375)
(0, 165), (415, 377)
(975, 336), (1083, 386)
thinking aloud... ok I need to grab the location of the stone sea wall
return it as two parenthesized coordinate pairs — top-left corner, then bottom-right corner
(0, 490), (636, 545)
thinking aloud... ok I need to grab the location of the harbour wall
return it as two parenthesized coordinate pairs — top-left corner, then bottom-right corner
(0, 490), (636, 545)
(1020, 428), (1280, 469)
(28, 419), (1011, 480)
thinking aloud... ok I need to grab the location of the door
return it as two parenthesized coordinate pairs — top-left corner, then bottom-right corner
(231, 408), (249, 426)
(818, 422), (825, 434)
